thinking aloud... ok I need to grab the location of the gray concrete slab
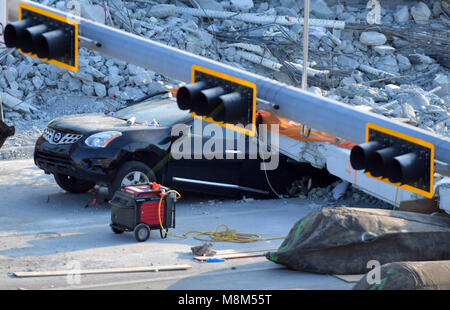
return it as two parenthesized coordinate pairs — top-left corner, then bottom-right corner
(0, 159), (355, 290)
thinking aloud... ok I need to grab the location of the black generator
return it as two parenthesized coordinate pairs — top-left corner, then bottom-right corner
(109, 183), (176, 242)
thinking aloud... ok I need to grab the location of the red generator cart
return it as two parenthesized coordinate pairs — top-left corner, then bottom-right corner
(109, 183), (176, 242)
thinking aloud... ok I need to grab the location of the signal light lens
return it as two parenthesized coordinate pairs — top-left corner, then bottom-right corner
(349, 141), (382, 171)
(4, 19), (32, 48)
(366, 146), (400, 177)
(176, 81), (207, 110)
(387, 152), (425, 184)
(216, 92), (245, 123)
(195, 86), (225, 116)
(21, 24), (49, 53)
(36, 29), (67, 59)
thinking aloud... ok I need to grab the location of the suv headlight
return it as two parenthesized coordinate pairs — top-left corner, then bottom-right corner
(85, 131), (122, 148)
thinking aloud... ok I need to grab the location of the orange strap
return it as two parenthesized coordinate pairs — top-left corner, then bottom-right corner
(257, 110), (356, 150)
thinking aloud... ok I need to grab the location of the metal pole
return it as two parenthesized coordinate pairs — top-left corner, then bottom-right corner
(14, 1), (450, 164)
(301, 0), (310, 90)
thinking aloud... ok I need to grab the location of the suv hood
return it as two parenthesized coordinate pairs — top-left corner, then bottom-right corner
(48, 113), (131, 134)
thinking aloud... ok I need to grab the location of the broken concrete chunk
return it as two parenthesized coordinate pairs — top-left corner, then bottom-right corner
(68, 78), (82, 91)
(433, 74), (450, 98)
(309, 0), (335, 19)
(394, 5), (409, 23)
(401, 102), (418, 124)
(411, 2), (431, 24)
(373, 45), (395, 56)
(149, 4), (176, 19)
(192, 0), (223, 11)
(359, 31), (387, 46)
(93, 83), (107, 97)
(407, 92), (430, 109)
(81, 84), (94, 96)
(107, 74), (123, 87)
(80, 4), (106, 24)
(397, 54), (412, 71)
(231, 0), (254, 11)
(336, 55), (359, 70)
(31, 76), (44, 89)
(0, 92), (31, 114)
(4, 67), (18, 85)
(408, 54), (434, 65)
(375, 55), (399, 74)
(340, 76), (357, 87)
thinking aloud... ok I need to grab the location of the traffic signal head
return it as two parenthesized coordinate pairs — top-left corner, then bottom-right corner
(177, 65), (257, 136)
(350, 123), (434, 198)
(4, 3), (78, 72)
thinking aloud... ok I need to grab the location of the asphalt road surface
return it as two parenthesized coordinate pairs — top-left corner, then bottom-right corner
(0, 159), (355, 291)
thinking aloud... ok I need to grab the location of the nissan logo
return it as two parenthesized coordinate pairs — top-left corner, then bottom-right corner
(53, 132), (62, 143)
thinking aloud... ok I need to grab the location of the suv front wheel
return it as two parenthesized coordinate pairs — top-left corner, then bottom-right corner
(109, 161), (156, 198)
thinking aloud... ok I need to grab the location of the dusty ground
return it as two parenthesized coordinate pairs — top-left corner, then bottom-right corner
(0, 159), (358, 290)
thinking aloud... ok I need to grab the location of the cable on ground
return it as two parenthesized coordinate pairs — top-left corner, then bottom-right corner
(158, 190), (285, 243)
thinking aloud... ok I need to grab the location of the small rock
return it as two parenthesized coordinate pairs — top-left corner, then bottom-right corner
(133, 72), (154, 86)
(80, 4), (105, 24)
(359, 32), (387, 46)
(310, 0), (335, 19)
(394, 5), (409, 23)
(231, 0), (253, 11)
(375, 55), (399, 74)
(411, 2), (431, 24)
(31, 76), (44, 89)
(107, 74), (123, 87)
(433, 74), (450, 98)
(384, 84), (401, 96)
(68, 78), (82, 91)
(407, 92), (430, 109)
(4, 67), (18, 85)
(401, 102), (418, 124)
(82, 84), (94, 96)
(149, 4), (176, 19)
(93, 83), (107, 97)
(336, 55), (359, 70)
(127, 64), (145, 76)
(340, 77), (357, 87)
(193, 0), (223, 11)
(73, 71), (94, 83)
(408, 53), (434, 65)
(396, 54), (412, 71)
(373, 45), (395, 56)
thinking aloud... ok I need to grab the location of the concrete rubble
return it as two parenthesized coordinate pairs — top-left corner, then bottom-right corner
(0, 0), (449, 202)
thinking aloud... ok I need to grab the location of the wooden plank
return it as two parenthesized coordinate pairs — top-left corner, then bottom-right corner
(13, 264), (192, 278)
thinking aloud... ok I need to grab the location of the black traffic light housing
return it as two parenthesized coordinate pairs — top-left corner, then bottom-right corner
(177, 65), (257, 136)
(350, 123), (434, 198)
(4, 2), (78, 72)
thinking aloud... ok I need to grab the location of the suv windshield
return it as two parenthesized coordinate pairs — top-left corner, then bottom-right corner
(113, 97), (192, 127)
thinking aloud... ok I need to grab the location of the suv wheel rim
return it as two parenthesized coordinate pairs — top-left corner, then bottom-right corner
(121, 171), (150, 187)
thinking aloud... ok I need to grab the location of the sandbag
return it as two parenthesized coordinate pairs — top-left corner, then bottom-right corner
(266, 207), (450, 274)
(353, 261), (450, 290)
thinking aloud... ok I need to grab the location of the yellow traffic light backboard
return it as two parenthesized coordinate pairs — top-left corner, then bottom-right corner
(176, 65), (257, 136)
(16, 2), (78, 72)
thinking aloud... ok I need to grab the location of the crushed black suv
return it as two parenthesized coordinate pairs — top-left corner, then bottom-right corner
(34, 94), (334, 198)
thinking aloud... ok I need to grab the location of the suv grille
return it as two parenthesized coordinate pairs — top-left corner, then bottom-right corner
(43, 127), (83, 145)
(35, 151), (74, 174)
